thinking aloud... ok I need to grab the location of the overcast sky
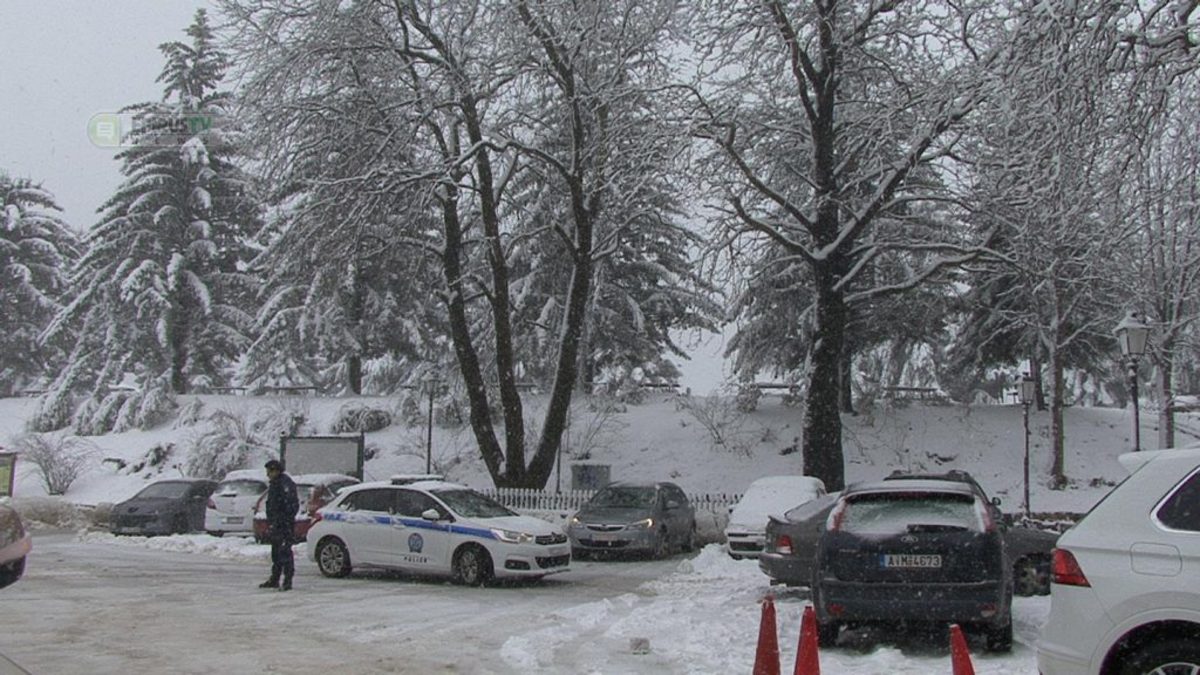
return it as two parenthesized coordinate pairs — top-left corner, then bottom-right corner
(0, 0), (212, 230)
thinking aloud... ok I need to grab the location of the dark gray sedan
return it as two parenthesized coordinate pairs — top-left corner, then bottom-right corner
(110, 479), (218, 536)
(568, 481), (697, 559)
(760, 473), (1060, 596)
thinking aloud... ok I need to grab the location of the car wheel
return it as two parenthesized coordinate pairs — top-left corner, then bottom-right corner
(683, 523), (697, 552)
(453, 545), (493, 586)
(984, 620), (1013, 653)
(0, 558), (25, 589)
(816, 620), (839, 648)
(1013, 555), (1050, 596)
(1118, 638), (1200, 675)
(651, 529), (670, 559)
(315, 537), (352, 578)
(207, 531), (224, 538)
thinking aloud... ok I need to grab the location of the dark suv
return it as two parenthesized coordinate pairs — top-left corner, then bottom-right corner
(810, 478), (1013, 651)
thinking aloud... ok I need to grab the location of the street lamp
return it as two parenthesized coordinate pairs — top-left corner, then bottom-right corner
(1018, 375), (1037, 519)
(422, 373), (443, 474)
(1114, 311), (1151, 452)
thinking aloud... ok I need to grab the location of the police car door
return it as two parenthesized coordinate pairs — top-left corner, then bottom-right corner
(386, 489), (452, 573)
(337, 488), (395, 566)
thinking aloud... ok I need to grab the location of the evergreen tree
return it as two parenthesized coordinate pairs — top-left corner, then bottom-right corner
(36, 9), (261, 432)
(0, 174), (79, 396)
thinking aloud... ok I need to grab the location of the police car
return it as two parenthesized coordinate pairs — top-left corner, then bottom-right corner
(306, 477), (571, 585)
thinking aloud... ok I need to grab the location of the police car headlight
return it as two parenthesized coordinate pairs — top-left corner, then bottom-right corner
(492, 529), (533, 544)
(629, 518), (654, 529)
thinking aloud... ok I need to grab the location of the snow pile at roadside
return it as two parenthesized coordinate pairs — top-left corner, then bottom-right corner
(79, 531), (281, 561)
(499, 544), (1041, 674)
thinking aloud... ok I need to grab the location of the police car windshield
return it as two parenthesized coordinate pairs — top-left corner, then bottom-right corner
(590, 486), (656, 508)
(434, 489), (516, 518)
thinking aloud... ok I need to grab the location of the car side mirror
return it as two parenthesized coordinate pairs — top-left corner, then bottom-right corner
(992, 497), (1002, 507)
(421, 508), (441, 521)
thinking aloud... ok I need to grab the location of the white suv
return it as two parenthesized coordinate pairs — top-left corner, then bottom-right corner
(1037, 447), (1200, 674)
(307, 479), (570, 585)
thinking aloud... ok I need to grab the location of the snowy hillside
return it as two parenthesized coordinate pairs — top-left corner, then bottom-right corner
(5, 392), (1193, 516)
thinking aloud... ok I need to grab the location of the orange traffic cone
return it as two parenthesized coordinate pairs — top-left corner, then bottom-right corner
(949, 624), (976, 675)
(753, 595), (781, 675)
(792, 605), (820, 675)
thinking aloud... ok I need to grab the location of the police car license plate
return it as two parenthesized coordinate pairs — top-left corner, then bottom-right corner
(881, 554), (941, 568)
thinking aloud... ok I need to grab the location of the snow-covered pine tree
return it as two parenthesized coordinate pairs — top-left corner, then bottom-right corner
(0, 174), (80, 397)
(35, 9), (261, 433)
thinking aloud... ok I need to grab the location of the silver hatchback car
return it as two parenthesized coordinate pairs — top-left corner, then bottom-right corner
(568, 481), (697, 559)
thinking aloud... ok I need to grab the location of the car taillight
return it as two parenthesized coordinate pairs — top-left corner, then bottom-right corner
(826, 501), (847, 532)
(309, 510), (322, 525)
(976, 500), (996, 532)
(776, 534), (793, 555)
(206, 498), (216, 510)
(1052, 548), (1090, 587)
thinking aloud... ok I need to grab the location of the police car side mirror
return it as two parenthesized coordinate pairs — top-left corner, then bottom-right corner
(421, 508), (441, 521)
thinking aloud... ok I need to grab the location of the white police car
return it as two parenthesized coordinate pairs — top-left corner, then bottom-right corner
(306, 477), (570, 585)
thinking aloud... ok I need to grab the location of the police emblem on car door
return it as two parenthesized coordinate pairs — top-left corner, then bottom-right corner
(384, 489), (451, 572)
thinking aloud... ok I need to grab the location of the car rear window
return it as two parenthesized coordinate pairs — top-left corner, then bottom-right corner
(136, 482), (191, 499)
(1156, 468), (1200, 532)
(216, 480), (266, 496)
(838, 492), (983, 536)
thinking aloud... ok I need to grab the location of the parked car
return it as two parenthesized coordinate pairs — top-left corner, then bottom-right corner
(1037, 447), (1200, 674)
(308, 477), (570, 585)
(567, 481), (697, 560)
(760, 470), (1059, 596)
(204, 470), (268, 537)
(885, 469), (1059, 596)
(725, 475), (825, 559)
(109, 479), (219, 536)
(252, 473), (359, 543)
(0, 501), (31, 589)
(810, 478), (1014, 652)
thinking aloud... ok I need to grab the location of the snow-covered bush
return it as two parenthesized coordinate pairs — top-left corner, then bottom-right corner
(734, 384), (761, 412)
(331, 403), (393, 433)
(10, 433), (97, 495)
(674, 393), (754, 457)
(250, 398), (314, 438)
(10, 496), (92, 529)
(184, 410), (270, 480)
(175, 397), (206, 428)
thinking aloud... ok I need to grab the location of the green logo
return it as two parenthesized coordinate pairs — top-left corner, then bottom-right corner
(88, 113), (124, 147)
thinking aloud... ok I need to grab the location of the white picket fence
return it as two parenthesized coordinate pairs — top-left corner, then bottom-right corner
(479, 487), (742, 514)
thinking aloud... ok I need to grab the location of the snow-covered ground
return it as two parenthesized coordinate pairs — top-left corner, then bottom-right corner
(2, 393), (1197, 673)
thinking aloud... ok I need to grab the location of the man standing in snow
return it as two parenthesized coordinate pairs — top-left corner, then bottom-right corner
(261, 459), (299, 591)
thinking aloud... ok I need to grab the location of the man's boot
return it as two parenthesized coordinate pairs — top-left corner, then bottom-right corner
(260, 565), (281, 588)
(279, 563), (294, 591)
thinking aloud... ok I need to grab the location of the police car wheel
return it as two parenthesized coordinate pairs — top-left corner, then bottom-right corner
(453, 545), (493, 586)
(316, 538), (352, 578)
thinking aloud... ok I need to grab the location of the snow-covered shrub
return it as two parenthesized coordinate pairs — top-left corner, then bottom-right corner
(175, 397), (206, 428)
(674, 393), (754, 457)
(184, 410), (270, 480)
(26, 388), (74, 432)
(567, 398), (629, 460)
(250, 398), (314, 438)
(734, 384), (761, 412)
(127, 443), (175, 475)
(11, 433), (97, 495)
(10, 496), (91, 529)
(73, 391), (125, 436)
(331, 403), (393, 433)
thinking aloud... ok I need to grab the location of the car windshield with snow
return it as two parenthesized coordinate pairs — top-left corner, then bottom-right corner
(725, 475), (826, 559)
(810, 479), (1013, 652)
(306, 479), (570, 585)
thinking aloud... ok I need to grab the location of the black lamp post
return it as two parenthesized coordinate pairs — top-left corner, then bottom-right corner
(1018, 375), (1037, 519)
(1114, 311), (1151, 452)
(423, 373), (442, 474)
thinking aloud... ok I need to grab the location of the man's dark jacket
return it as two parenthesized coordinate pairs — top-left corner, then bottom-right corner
(265, 473), (299, 538)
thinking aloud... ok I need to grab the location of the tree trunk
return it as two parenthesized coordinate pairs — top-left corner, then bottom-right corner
(1158, 357), (1175, 449)
(838, 342), (855, 415)
(803, 260), (847, 491)
(1048, 347), (1067, 489)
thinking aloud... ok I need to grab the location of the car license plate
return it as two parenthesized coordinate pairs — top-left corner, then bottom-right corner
(881, 554), (942, 568)
(223, 517), (244, 525)
(591, 532), (618, 542)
